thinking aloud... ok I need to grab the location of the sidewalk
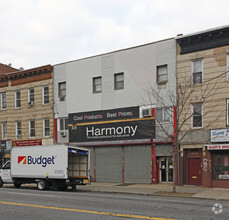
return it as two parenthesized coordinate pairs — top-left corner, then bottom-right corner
(77, 182), (229, 200)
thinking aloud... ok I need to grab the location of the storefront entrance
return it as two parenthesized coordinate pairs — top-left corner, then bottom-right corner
(159, 157), (173, 182)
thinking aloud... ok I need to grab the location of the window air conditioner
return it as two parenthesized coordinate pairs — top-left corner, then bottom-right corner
(59, 96), (65, 102)
(17, 134), (22, 138)
(28, 101), (34, 106)
(142, 108), (152, 118)
(60, 131), (67, 137)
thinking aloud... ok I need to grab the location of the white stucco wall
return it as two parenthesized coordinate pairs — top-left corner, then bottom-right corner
(62, 38), (176, 114)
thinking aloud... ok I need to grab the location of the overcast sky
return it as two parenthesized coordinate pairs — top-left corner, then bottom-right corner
(0, 0), (229, 70)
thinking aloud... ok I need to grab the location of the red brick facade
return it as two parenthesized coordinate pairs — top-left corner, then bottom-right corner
(0, 63), (18, 75)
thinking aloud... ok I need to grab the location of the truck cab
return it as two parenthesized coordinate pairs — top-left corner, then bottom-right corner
(0, 161), (12, 187)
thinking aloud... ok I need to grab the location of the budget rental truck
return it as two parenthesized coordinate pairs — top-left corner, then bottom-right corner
(0, 145), (90, 190)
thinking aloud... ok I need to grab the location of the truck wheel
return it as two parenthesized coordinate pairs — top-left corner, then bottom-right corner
(37, 180), (49, 190)
(0, 178), (3, 187)
(14, 182), (21, 188)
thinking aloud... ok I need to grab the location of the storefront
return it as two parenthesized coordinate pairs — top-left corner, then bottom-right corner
(68, 106), (174, 184)
(204, 129), (229, 188)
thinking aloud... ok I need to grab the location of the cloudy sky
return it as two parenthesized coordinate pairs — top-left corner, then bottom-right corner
(0, 0), (229, 70)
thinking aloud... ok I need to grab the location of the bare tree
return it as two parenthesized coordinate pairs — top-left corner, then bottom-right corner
(145, 70), (227, 193)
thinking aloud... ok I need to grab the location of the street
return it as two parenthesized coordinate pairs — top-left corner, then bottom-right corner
(0, 185), (228, 220)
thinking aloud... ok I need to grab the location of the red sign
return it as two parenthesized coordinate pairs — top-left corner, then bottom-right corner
(12, 139), (42, 147)
(206, 144), (229, 150)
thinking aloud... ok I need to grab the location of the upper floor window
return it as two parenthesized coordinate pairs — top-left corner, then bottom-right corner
(2, 122), (7, 139)
(58, 82), (66, 101)
(1, 92), (6, 110)
(157, 65), (168, 84)
(43, 86), (49, 104)
(29, 119), (35, 137)
(192, 59), (203, 85)
(16, 121), (22, 139)
(43, 118), (50, 137)
(15, 90), (21, 108)
(226, 54), (229, 80)
(114, 73), (124, 90)
(192, 103), (203, 128)
(156, 107), (171, 123)
(227, 99), (229, 125)
(93, 77), (102, 93)
(60, 118), (68, 131)
(28, 88), (34, 105)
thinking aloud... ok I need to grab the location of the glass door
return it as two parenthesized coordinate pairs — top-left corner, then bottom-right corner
(159, 157), (173, 182)
(159, 158), (167, 182)
(168, 157), (173, 182)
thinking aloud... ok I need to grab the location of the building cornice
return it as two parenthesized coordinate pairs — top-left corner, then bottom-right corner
(176, 26), (229, 54)
(0, 65), (53, 85)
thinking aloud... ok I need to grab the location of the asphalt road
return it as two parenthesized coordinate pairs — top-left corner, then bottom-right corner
(0, 185), (228, 220)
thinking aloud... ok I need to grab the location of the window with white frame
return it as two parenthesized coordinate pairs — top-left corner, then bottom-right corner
(58, 82), (66, 101)
(28, 88), (34, 104)
(93, 77), (102, 93)
(192, 59), (203, 85)
(43, 86), (49, 104)
(157, 65), (168, 84)
(156, 107), (171, 123)
(43, 118), (50, 137)
(2, 122), (7, 139)
(60, 118), (68, 131)
(227, 99), (229, 125)
(16, 121), (22, 138)
(114, 73), (124, 90)
(29, 120), (35, 137)
(15, 90), (21, 108)
(1, 92), (6, 110)
(226, 54), (229, 80)
(192, 103), (203, 127)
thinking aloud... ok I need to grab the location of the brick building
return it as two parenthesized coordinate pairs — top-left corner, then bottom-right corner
(176, 25), (229, 188)
(0, 63), (18, 75)
(0, 65), (54, 164)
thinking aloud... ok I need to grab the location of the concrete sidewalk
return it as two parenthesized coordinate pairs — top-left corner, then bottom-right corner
(77, 182), (229, 200)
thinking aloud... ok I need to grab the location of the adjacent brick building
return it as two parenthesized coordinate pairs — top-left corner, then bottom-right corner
(0, 65), (54, 164)
(176, 25), (229, 188)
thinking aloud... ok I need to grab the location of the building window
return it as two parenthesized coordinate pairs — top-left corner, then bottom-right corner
(157, 65), (168, 84)
(227, 99), (229, 125)
(2, 122), (7, 139)
(114, 73), (124, 90)
(192, 59), (203, 85)
(43, 118), (50, 137)
(192, 103), (203, 127)
(212, 152), (229, 180)
(60, 118), (68, 131)
(156, 107), (171, 123)
(1, 92), (6, 110)
(16, 121), (22, 138)
(58, 82), (66, 101)
(227, 54), (229, 80)
(15, 90), (21, 108)
(28, 88), (34, 105)
(43, 86), (49, 104)
(29, 120), (35, 137)
(93, 77), (102, 93)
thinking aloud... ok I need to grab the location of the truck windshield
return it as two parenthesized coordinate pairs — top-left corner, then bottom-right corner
(3, 161), (10, 169)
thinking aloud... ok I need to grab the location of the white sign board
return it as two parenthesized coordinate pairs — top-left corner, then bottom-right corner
(206, 144), (229, 150)
(219, 175), (229, 180)
(211, 129), (229, 142)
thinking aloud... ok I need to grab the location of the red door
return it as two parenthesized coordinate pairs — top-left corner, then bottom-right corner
(188, 158), (201, 185)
